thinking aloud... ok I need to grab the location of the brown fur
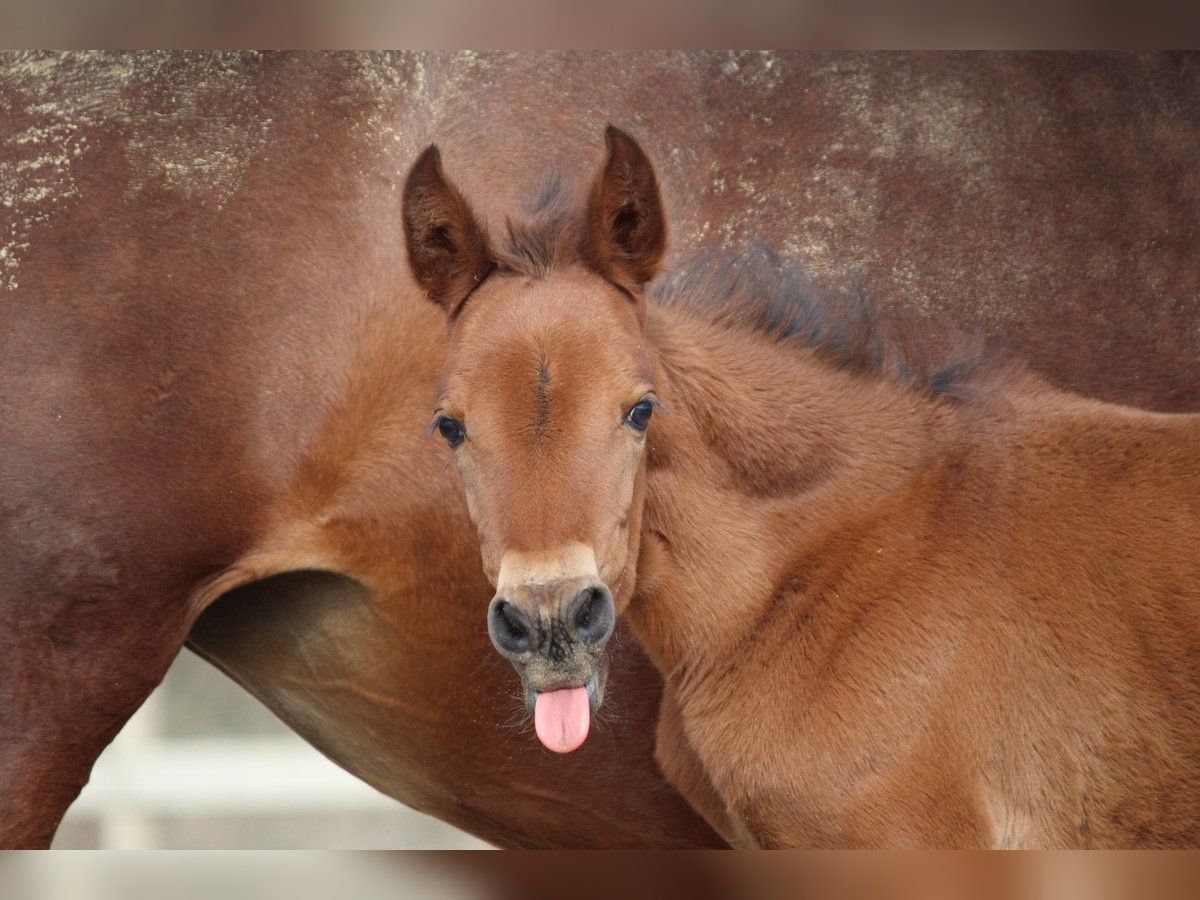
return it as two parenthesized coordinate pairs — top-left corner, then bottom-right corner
(5, 52), (1200, 848)
(418, 129), (1200, 848)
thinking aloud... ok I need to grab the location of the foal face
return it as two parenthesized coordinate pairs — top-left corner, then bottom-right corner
(403, 127), (666, 751)
(436, 269), (655, 716)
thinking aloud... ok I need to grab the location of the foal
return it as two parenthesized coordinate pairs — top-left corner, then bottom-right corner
(402, 127), (1200, 848)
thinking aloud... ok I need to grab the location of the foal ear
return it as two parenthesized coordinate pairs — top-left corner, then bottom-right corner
(402, 145), (494, 318)
(581, 126), (667, 293)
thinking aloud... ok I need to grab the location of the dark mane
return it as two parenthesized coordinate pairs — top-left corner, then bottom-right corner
(498, 179), (991, 399)
(652, 244), (993, 400)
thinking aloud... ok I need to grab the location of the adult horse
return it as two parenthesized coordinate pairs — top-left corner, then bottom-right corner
(407, 125), (1199, 847)
(2, 52), (1198, 847)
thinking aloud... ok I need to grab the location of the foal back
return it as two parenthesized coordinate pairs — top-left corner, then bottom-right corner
(911, 396), (1199, 847)
(695, 387), (1200, 848)
(962, 396), (1200, 846)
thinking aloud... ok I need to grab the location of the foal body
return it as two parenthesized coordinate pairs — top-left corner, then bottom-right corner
(404, 127), (1200, 849)
(634, 304), (1200, 848)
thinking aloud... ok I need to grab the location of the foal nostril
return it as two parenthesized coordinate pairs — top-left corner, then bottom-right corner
(569, 584), (615, 648)
(488, 597), (535, 659)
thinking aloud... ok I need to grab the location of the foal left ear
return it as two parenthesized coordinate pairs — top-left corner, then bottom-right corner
(580, 126), (667, 294)
(402, 144), (494, 319)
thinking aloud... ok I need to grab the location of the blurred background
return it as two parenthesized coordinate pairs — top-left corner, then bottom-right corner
(51, 651), (488, 849)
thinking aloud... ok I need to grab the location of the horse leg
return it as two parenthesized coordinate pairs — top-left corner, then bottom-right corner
(654, 686), (753, 847)
(0, 743), (104, 848)
(0, 595), (185, 848)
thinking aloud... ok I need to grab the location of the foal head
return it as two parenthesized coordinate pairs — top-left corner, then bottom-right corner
(402, 128), (666, 752)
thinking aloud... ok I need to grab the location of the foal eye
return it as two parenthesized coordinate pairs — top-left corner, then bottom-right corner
(625, 399), (655, 432)
(435, 415), (466, 448)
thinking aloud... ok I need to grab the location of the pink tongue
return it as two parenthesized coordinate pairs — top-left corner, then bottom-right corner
(533, 687), (591, 753)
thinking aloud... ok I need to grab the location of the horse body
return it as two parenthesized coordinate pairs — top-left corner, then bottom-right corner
(635, 302), (1200, 847)
(0, 64), (389, 843)
(5, 51), (1200, 847)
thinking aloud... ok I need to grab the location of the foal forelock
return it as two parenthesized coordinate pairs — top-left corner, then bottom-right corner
(494, 172), (585, 280)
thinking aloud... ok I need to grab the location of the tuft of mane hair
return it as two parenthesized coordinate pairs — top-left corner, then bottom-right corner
(494, 172), (583, 279)
(651, 243), (995, 400)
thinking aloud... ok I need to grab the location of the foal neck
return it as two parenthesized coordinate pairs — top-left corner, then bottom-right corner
(629, 304), (959, 681)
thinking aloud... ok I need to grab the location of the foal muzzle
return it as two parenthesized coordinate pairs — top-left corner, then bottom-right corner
(487, 579), (615, 665)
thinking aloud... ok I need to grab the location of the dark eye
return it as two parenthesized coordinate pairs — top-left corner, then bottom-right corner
(625, 399), (654, 432)
(436, 415), (466, 448)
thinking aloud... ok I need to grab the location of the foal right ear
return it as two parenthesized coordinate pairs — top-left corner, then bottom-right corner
(402, 145), (494, 319)
(580, 126), (667, 294)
